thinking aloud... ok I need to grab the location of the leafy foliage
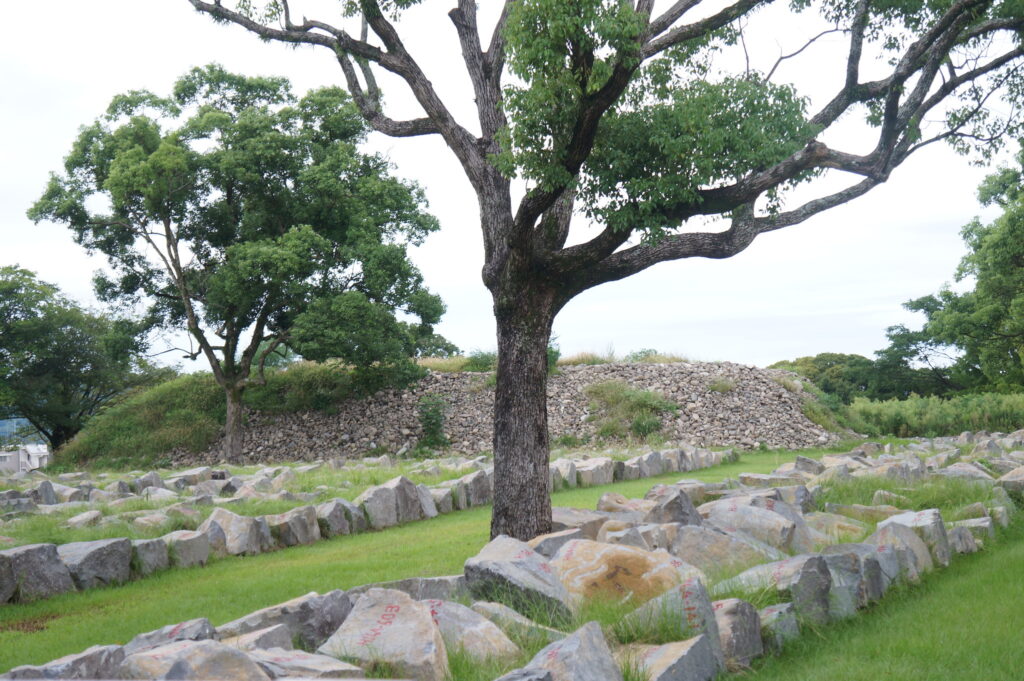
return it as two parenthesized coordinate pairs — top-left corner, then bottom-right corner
(585, 379), (678, 440)
(847, 392), (1024, 438)
(0, 266), (158, 449)
(29, 65), (448, 458)
(881, 148), (1024, 392)
(415, 393), (449, 451)
(770, 352), (953, 404)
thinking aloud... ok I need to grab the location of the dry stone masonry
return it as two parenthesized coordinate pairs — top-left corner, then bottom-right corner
(177, 362), (837, 465)
(3, 430), (1022, 679)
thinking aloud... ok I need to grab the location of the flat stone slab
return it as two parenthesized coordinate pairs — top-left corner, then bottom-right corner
(131, 538), (170, 577)
(713, 599), (763, 668)
(866, 523), (933, 582)
(759, 603), (800, 654)
(470, 601), (566, 645)
(219, 624), (293, 652)
(714, 555), (831, 628)
(317, 588), (447, 681)
(265, 505), (321, 548)
(668, 525), (784, 575)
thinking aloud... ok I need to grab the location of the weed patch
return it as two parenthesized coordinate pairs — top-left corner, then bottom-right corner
(585, 380), (678, 442)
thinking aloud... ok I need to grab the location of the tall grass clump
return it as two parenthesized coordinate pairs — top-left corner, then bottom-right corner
(847, 392), (1024, 437)
(625, 348), (687, 364)
(816, 476), (1000, 518)
(585, 380), (678, 441)
(558, 351), (614, 366)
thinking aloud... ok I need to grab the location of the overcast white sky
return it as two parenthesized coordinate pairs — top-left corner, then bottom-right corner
(1, 1), (1010, 368)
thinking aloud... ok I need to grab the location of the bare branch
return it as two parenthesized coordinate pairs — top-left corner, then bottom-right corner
(766, 27), (845, 81)
(646, 0), (703, 39)
(641, 0), (768, 60)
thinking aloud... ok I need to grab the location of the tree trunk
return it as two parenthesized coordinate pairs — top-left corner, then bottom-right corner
(490, 287), (557, 541)
(223, 384), (245, 463)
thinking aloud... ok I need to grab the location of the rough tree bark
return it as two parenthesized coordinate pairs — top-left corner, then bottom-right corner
(490, 281), (560, 539)
(223, 383), (246, 463)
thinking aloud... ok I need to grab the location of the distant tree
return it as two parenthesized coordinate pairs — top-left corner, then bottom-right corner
(771, 350), (955, 402)
(0, 266), (155, 449)
(191, 0), (1024, 539)
(30, 65), (446, 461)
(882, 148), (1024, 392)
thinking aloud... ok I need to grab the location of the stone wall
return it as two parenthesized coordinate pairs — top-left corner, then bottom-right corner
(175, 361), (836, 466)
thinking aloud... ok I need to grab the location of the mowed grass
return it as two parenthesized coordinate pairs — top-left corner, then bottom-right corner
(731, 520), (1024, 681)
(0, 448), (810, 671)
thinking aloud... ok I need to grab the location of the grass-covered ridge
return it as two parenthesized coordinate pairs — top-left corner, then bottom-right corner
(59, 361), (414, 469)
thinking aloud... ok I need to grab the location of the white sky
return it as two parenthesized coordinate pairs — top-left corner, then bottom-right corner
(0, 0), (1009, 368)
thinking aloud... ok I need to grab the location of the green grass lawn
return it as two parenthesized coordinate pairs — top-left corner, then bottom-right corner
(0, 449), (802, 671)
(2, 443), (1016, 679)
(730, 520), (1024, 681)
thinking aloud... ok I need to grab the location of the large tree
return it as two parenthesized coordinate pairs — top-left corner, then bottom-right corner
(30, 65), (444, 461)
(0, 266), (153, 449)
(884, 146), (1024, 391)
(189, 0), (1024, 539)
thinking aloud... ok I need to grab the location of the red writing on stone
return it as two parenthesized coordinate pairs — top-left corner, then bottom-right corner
(357, 605), (402, 647)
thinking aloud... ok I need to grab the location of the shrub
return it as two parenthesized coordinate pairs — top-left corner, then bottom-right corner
(416, 394), (449, 450)
(585, 380), (678, 442)
(847, 392), (1024, 437)
(708, 377), (737, 393)
(463, 350), (498, 372)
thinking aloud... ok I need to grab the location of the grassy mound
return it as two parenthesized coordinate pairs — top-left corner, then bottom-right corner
(59, 362), (410, 469)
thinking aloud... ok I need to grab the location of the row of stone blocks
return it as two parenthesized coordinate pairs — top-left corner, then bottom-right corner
(0, 447), (731, 607)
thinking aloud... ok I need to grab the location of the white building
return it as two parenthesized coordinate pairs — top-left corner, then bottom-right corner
(0, 444), (50, 474)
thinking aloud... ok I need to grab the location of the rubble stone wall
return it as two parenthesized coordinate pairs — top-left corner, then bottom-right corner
(177, 362), (836, 465)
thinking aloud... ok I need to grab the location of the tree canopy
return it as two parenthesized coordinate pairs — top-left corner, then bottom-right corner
(30, 65), (446, 460)
(884, 146), (1024, 392)
(0, 266), (154, 449)
(189, 0), (1024, 539)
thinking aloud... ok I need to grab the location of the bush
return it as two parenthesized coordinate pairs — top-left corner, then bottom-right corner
(416, 394), (449, 451)
(463, 350), (498, 372)
(847, 392), (1024, 437)
(585, 380), (678, 442)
